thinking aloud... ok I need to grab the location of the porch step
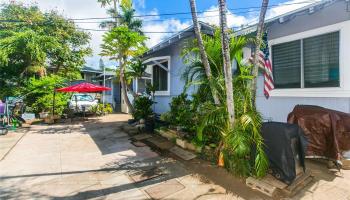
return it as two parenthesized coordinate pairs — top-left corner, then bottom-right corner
(146, 136), (175, 150)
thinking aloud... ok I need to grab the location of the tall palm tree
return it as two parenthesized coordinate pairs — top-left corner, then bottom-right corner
(251, 0), (269, 106)
(98, 0), (145, 113)
(189, 0), (220, 105)
(97, 0), (119, 25)
(218, 0), (235, 126)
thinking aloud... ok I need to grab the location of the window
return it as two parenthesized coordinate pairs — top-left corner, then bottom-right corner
(74, 94), (93, 101)
(272, 31), (339, 89)
(105, 80), (112, 95)
(137, 78), (151, 94)
(272, 40), (301, 88)
(152, 61), (169, 92)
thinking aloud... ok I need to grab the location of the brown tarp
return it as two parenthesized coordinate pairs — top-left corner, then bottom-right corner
(287, 105), (350, 163)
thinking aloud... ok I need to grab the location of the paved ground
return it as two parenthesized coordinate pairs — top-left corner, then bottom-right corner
(0, 114), (238, 200)
(0, 131), (25, 161)
(0, 114), (350, 200)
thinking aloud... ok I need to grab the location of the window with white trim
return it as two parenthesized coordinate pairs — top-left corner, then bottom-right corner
(272, 31), (339, 89)
(152, 61), (169, 92)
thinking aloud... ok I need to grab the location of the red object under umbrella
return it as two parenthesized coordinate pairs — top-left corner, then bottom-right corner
(56, 82), (111, 93)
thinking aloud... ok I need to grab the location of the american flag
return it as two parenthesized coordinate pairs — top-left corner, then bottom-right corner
(258, 32), (274, 99)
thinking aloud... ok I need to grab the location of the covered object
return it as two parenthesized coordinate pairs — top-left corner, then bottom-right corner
(261, 122), (308, 185)
(287, 105), (350, 165)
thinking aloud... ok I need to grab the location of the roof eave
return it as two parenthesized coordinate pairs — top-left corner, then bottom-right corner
(235, 0), (335, 36)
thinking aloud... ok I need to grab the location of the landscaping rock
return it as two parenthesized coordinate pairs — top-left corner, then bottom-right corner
(169, 146), (196, 161)
(122, 124), (139, 135)
(159, 129), (177, 140)
(147, 136), (175, 150)
(176, 138), (186, 149)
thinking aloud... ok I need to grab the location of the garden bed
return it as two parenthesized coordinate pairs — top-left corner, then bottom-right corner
(155, 127), (213, 155)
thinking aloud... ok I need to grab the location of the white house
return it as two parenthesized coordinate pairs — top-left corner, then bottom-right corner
(140, 0), (350, 122)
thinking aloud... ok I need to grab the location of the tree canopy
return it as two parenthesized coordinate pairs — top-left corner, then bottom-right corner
(0, 3), (91, 98)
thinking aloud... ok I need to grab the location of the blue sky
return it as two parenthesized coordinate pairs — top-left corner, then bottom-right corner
(0, 0), (320, 68)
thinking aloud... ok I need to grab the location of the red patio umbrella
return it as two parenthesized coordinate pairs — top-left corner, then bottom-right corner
(53, 82), (111, 118)
(56, 82), (111, 93)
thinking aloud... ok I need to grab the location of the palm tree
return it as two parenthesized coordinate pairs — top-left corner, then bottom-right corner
(120, 59), (146, 97)
(189, 0), (220, 105)
(218, 0), (235, 126)
(182, 31), (269, 177)
(98, 0), (145, 113)
(97, 0), (119, 26)
(251, 0), (269, 106)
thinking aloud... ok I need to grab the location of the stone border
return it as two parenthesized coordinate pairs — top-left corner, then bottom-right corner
(155, 128), (202, 153)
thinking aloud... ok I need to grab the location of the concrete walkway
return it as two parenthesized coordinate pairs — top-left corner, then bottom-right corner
(1, 114), (350, 200)
(0, 114), (238, 200)
(0, 131), (25, 161)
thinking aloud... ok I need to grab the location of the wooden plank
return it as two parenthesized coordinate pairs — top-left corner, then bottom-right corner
(261, 174), (288, 189)
(246, 177), (277, 197)
(246, 171), (313, 198)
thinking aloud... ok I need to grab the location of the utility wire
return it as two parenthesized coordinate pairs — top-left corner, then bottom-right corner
(67, 0), (319, 21)
(0, 0), (320, 34)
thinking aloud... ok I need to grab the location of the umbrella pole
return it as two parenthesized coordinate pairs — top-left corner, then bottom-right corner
(52, 89), (56, 119)
(75, 95), (78, 113)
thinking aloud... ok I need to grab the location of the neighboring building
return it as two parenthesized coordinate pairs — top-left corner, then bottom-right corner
(80, 66), (122, 112)
(140, 0), (350, 122)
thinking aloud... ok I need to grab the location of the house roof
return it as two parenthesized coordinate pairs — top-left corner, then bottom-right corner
(235, 0), (338, 36)
(144, 21), (215, 55)
(96, 71), (116, 77)
(81, 66), (102, 73)
(144, 0), (339, 56)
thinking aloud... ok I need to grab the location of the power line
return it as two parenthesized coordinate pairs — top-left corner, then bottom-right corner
(0, 0), (320, 32)
(68, 0), (319, 21)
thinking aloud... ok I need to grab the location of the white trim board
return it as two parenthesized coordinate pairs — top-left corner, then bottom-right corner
(268, 20), (350, 98)
(145, 56), (171, 96)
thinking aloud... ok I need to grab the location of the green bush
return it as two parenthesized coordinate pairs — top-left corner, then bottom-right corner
(132, 96), (153, 120)
(24, 75), (69, 116)
(104, 103), (113, 114)
(91, 103), (113, 116)
(161, 93), (196, 133)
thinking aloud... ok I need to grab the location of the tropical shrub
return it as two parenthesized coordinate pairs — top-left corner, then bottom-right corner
(104, 103), (113, 114)
(91, 103), (113, 116)
(24, 75), (69, 116)
(181, 29), (268, 178)
(161, 93), (196, 133)
(132, 96), (153, 120)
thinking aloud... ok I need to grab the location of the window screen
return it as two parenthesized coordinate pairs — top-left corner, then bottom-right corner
(152, 61), (168, 91)
(272, 40), (301, 88)
(303, 31), (339, 88)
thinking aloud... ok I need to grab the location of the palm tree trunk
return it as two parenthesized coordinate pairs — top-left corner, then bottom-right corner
(120, 57), (134, 113)
(218, 0), (235, 126)
(113, 0), (119, 26)
(251, 0), (269, 106)
(189, 0), (220, 105)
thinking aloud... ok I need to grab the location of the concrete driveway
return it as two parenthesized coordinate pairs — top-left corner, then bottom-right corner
(2, 114), (349, 200)
(0, 114), (238, 200)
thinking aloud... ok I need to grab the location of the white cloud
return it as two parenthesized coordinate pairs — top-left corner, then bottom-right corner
(266, 0), (322, 19)
(140, 9), (191, 47)
(0, 0), (322, 66)
(198, 5), (251, 29)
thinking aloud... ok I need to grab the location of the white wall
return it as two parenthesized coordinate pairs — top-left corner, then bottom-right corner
(255, 20), (350, 122)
